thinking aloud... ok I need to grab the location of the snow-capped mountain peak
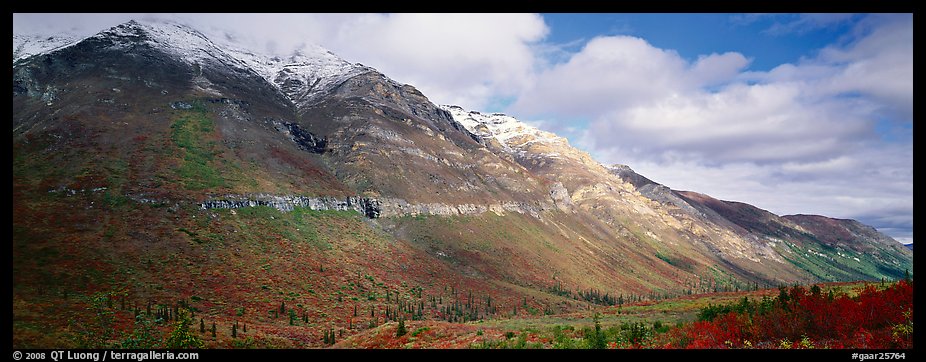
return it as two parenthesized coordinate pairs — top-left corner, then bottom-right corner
(94, 20), (238, 66)
(216, 41), (372, 109)
(96, 20), (292, 85)
(14, 19), (372, 108)
(118, 20), (372, 105)
(440, 105), (566, 154)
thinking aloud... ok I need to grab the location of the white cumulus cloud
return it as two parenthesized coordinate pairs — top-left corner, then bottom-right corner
(511, 14), (911, 243)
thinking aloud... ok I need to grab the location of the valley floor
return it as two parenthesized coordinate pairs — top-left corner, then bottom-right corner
(13, 280), (912, 349)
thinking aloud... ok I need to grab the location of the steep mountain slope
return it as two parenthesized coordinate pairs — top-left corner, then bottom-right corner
(12, 20), (912, 349)
(443, 107), (804, 286)
(12, 21), (534, 348)
(673, 191), (912, 281)
(605, 164), (913, 283)
(783, 214), (913, 278)
(442, 106), (911, 285)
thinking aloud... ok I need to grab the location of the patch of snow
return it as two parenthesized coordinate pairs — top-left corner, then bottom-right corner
(215, 41), (373, 108)
(440, 105), (566, 155)
(13, 33), (80, 62)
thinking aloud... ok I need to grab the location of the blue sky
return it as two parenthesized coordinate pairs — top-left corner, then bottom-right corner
(542, 13), (861, 72)
(13, 13), (913, 244)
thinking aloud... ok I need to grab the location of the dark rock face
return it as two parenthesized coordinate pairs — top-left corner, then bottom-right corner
(12, 77), (31, 96)
(359, 198), (381, 218)
(278, 120), (327, 154)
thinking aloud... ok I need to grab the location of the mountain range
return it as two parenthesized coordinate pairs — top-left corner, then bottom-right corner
(12, 20), (912, 348)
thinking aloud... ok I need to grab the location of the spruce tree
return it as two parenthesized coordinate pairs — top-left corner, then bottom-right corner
(396, 318), (407, 337)
(211, 321), (216, 338)
(232, 323), (237, 338)
(200, 318), (205, 333)
(591, 313), (606, 349)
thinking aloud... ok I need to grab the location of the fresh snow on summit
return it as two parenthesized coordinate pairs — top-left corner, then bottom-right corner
(13, 19), (374, 108)
(13, 33), (80, 62)
(441, 105), (567, 156)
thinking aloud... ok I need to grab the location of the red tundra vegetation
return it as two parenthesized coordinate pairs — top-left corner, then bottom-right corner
(661, 280), (913, 349)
